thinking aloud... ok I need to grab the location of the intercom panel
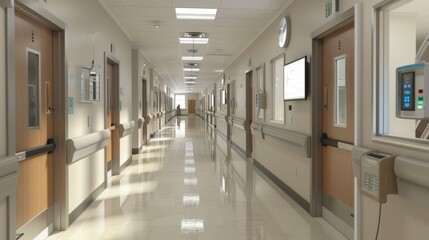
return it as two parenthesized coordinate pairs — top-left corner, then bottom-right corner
(396, 63), (429, 119)
(361, 152), (397, 203)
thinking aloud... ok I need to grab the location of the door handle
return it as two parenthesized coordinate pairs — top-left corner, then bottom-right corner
(323, 84), (328, 111)
(16, 138), (56, 162)
(321, 133), (353, 151)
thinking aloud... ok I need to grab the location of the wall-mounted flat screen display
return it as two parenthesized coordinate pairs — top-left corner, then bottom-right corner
(284, 56), (308, 101)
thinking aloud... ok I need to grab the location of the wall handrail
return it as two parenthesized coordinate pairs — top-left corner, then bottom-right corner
(232, 116), (246, 130)
(66, 129), (111, 164)
(262, 124), (311, 158)
(138, 117), (145, 129)
(395, 156), (429, 190)
(250, 122), (264, 139)
(215, 112), (227, 122)
(119, 120), (135, 138)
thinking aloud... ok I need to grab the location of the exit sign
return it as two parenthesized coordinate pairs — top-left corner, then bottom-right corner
(325, 0), (339, 18)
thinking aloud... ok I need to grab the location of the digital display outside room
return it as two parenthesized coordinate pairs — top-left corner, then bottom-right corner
(284, 56), (308, 101)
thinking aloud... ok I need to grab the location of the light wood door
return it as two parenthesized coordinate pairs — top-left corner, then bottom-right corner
(142, 79), (148, 144)
(15, 10), (54, 228)
(106, 61), (114, 170)
(188, 100), (196, 114)
(321, 22), (355, 226)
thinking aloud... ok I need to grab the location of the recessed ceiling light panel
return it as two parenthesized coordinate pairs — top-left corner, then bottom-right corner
(179, 38), (208, 44)
(176, 8), (217, 20)
(182, 56), (203, 61)
(183, 68), (200, 72)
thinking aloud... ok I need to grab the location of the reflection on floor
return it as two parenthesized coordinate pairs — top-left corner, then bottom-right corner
(47, 116), (347, 240)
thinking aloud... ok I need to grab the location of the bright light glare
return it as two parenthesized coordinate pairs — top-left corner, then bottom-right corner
(183, 68), (200, 72)
(182, 56), (203, 61)
(176, 8), (217, 20)
(183, 194), (200, 206)
(179, 38), (209, 44)
(181, 219), (204, 233)
(184, 76), (198, 80)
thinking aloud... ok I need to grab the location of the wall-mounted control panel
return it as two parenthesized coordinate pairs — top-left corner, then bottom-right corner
(396, 63), (429, 119)
(256, 92), (266, 109)
(361, 152), (397, 203)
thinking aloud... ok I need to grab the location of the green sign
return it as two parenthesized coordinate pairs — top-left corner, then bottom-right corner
(325, 0), (339, 18)
(68, 97), (74, 115)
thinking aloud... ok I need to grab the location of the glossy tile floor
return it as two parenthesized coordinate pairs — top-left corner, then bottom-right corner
(48, 116), (347, 240)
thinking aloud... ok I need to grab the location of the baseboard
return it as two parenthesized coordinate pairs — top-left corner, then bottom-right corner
(16, 207), (54, 240)
(216, 129), (228, 142)
(120, 156), (132, 173)
(69, 182), (105, 225)
(132, 145), (143, 154)
(231, 141), (246, 160)
(253, 159), (310, 213)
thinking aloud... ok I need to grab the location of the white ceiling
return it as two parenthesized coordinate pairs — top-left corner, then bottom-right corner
(98, 0), (294, 93)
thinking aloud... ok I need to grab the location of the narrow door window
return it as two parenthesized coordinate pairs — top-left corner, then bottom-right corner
(27, 49), (41, 128)
(334, 55), (347, 127)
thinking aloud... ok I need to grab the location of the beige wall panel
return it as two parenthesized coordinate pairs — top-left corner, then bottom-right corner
(254, 137), (310, 201)
(68, 151), (104, 213)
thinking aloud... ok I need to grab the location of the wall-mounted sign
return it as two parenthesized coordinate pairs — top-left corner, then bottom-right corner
(325, 0), (339, 18)
(68, 97), (74, 115)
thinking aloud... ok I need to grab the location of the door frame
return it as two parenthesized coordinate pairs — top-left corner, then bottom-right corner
(6, 0), (69, 234)
(142, 78), (148, 145)
(104, 53), (120, 177)
(310, 4), (362, 239)
(245, 69), (253, 158)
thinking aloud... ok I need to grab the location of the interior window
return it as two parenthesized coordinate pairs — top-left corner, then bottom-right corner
(376, 0), (429, 141)
(271, 54), (284, 123)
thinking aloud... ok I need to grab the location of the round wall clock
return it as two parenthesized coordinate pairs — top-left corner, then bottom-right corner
(278, 16), (291, 48)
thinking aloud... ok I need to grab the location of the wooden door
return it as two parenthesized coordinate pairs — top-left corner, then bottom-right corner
(246, 71), (253, 157)
(321, 22), (355, 229)
(188, 100), (196, 114)
(142, 79), (148, 144)
(15, 10), (54, 228)
(106, 61), (114, 172)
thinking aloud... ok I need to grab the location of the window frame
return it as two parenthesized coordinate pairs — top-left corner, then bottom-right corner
(373, 0), (429, 148)
(270, 53), (285, 124)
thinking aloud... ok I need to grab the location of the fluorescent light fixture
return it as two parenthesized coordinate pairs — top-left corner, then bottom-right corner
(179, 38), (209, 44)
(214, 69), (224, 73)
(183, 68), (200, 72)
(184, 76), (198, 80)
(176, 8), (217, 20)
(182, 56), (203, 61)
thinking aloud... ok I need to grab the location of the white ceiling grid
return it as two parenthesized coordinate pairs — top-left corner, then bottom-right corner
(99, 0), (293, 92)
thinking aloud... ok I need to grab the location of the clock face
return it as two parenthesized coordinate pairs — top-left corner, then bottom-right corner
(278, 16), (290, 48)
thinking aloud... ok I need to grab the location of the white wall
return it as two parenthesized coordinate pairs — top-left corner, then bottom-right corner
(131, 49), (151, 150)
(223, 0), (324, 200)
(387, 14), (416, 138)
(45, 0), (133, 213)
